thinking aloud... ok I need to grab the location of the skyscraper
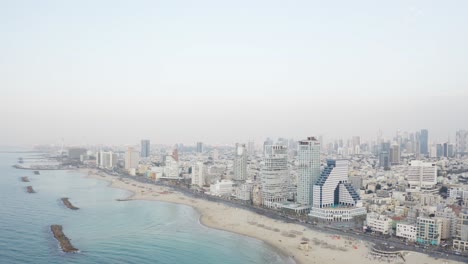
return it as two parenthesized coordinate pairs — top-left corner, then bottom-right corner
(125, 147), (140, 171)
(196, 142), (204, 153)
(233, 143), (248, 181)
(420, 129), (429, 155)
(456, 130), (468, 156)
(260, 144), (289, 208)
(297, 137), (321, 206)
(141, 139), (150, 158)
(390, 144), (400, 165)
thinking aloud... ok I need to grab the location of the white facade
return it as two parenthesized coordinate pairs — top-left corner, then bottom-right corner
(210, 180), (233, 196)
(309, 159), (366, 221)
(297, 137), (321, 206)
(191, 161), (206, 187)
(97, 151), (117, 169)
(396, 223), (417, 242)
(233, 143), (248, 181)
(261, 145), (289, 208)
(456, 130), (468, 155)
(407, 160), (437, 189)
(162, 155), (180, 179)
(235, 180), (253, 201)
(366, 212), (392, 234)
(124, 147), (140, 171)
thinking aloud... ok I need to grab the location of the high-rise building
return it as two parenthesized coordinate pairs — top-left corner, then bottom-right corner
(196, 142), (204, 153)
(420, 129), (429, 155)
(456, 130), (468, 156)
(309, 160), (366, 221)
(260, 145), (289, 208)
(297, 137), (321, 206)
(436, 144), (444, 157)
(141, 140), (150, 158)
(233, 143), (248, 181)
(390, 144), (400, 165)
(247, 141), (255, 156)
(379, 151), (390, 169)
(162, 152), (180, 179)
(125, 147), (140, 171)
(191, 161), (206, 187)
(407, 160), (437, 189)
(97, 151), (117, 169)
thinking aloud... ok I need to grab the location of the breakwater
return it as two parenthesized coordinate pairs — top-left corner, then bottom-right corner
(26, 186), (35, 193)
(50, 225), (78, 252)
(61, 198), (79, 210)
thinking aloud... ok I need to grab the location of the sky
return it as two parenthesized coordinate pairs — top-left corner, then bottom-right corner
(1, 0), (467, 146)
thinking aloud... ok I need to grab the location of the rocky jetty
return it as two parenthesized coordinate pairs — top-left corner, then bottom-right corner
(61, 198), (79, 210)
(50, 225), (78, 253)
(21, 176), (30, 182)
(26, 186), (35, 193)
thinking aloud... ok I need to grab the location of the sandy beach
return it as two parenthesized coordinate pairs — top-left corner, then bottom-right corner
(82, 169), (463, 264)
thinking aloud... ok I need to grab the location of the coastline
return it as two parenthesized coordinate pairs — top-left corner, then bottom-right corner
(80, 169), (464, 264)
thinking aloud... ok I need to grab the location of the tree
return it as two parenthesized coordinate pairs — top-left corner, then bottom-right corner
(376, 184), (382, 190)
(439, 186), (448, 195)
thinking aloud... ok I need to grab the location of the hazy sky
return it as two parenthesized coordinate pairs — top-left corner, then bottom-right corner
(1, 0), (467, 146)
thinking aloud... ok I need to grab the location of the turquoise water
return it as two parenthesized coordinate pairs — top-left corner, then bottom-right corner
(0, 152), (288, 264)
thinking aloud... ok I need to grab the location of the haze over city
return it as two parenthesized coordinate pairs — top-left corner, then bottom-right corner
(1, 0), (468, 146)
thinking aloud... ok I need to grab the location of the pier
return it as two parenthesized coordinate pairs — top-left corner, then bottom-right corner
(50, 225), (78, 253)
(61, 198), (79, 210)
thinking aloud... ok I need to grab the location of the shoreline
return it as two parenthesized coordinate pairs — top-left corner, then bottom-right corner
(80, 169), (464, 264)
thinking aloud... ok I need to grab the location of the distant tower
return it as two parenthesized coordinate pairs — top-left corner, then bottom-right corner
(233, 143), (248, 181)
(196, 142), (204, 153)
(297, 137), (321, 206)
(456, 130), (468, 156)
(420, 129), (429, 155)
(141, 140), (150, 158)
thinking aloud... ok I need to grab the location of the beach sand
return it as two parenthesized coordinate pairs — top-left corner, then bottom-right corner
(82, 169), (463, 264)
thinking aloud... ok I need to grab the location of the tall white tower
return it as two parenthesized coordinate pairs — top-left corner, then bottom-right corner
(297, 137), (321, 206)
(233, 143), (248, 181)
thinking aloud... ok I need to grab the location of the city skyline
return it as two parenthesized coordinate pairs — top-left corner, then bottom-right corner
(1, 1), (468, 146)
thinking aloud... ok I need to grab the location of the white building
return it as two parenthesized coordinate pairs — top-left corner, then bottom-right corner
(162, 155), (180, 179)
(261, 145), (289, 208)
(297, 137), (321, 206)
(97, 151), (117, 169)
(210, 180), (234, 196)
(417, 217), (442, 245)
(191, 161), (206, 187)
(124, 147), (140, 171)
(366, 212), (392, 234)
(233, 143), (248, 181)
(235, 180), (253, 201)
(396, 223), (417, 242)
(407, 160), (437, 189)
(309, 160), (366, 221)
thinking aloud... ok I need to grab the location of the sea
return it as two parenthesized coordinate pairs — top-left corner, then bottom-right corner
(0, 150), (289, 264)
